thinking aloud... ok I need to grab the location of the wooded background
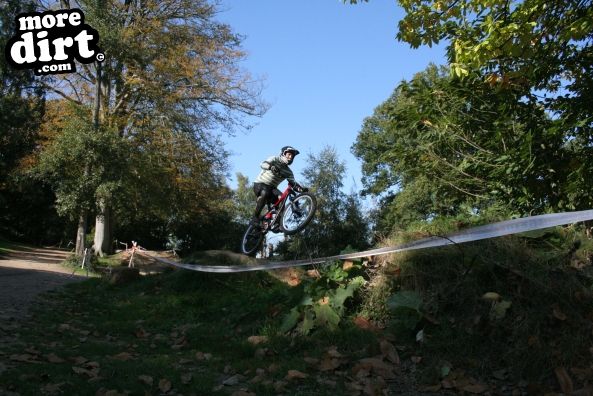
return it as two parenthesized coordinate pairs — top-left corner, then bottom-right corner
(1, 0), (591, 258)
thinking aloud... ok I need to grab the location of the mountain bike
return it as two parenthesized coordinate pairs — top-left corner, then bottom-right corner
(241, 184), (317, 256)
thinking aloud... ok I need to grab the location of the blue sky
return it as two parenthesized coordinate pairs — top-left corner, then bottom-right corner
(216, 1), (446, 193)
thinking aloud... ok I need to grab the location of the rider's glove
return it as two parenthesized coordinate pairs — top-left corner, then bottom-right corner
(270, 165), (280, 174)
(294, 184), (308, 193)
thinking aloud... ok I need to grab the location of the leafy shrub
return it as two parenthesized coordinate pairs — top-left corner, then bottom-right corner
(280, 260), (365, 335)
(386, 290), (423, 331)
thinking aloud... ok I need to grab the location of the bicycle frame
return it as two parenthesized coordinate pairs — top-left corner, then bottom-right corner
(261, 184), (295, 230)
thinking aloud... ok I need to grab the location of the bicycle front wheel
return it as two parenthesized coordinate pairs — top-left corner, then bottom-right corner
(279, 193), (317, 235)
(241, 223), (264, 256)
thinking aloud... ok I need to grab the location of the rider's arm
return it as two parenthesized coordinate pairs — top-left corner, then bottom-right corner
(285, 168), (297, 186)
(260, 156), (278, 170)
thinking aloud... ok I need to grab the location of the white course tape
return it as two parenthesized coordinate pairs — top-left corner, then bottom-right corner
(139, 209), (593, 273)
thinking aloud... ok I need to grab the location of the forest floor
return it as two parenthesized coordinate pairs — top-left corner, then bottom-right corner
(0, 245), (443, 396)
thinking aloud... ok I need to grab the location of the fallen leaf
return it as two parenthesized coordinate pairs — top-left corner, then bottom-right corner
(223, 374), (244, 386)
(274, 380), (287, 392)
(419, 383), (442, 392)
(285, 370), (308, 380)
(319, 357), (343, 371)
(25, 346), (41, 355)
(411, 356), (423, 364)
(171, 335), (188, 349)
(441, 379), (454, 389)
(247, 335), (268, 345)
(69, 356), (88, 365)
(10, 354), (39, 363)
(356, 358), (397, 379)
(362, 376), (388, 395)
(380, 339), (400, 365)
(110, 352), (134, 361)
(103, 390), (126, 396)
(250, 374), (265, 384)
(231, 391), (256, 396)
(463, 383), (488, 394)
(326, 346), (344, 358)
(86, 361), (100, 369)
(353, 365), (371, 378)
(40, 382), (65, 395)
(254, 348), (268, 357)
(158, 378), (172, 393)
(552, 304), (567, 321)
(353, 316), (375, 331)
(303, 357), (319, 365)
(318, 378), (337, 387)
(555, 367), (574, 395)
(342, 260), (354, 270)
(181, 373), (192, 384)
(416, 329), (425, 343)
(46, 353), (65, 363)
(195, 351), (212, 361)
(138, 375), (153, 386)
(481, 292), (501, 301)
(492, 369), (507, 380)
(72, 366), (99, 378)
(134, 327), (149, 338)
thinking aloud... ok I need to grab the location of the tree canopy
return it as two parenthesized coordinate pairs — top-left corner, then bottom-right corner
(352, 64), (589, 231)
(346, 0), (593, 232)
(2, 0), (268, 252)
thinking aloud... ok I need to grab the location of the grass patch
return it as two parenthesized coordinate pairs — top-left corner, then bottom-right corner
(0, 265), (381, 395)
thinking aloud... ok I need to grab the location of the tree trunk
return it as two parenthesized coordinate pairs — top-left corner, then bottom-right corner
(93, 199), (112, 256)
(75, 211), (87, 256)
(90, 60), (113, 256)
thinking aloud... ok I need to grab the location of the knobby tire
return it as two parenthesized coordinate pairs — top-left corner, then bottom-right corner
(279, 193), (317, 235)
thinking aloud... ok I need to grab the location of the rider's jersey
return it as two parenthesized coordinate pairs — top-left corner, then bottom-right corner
(255, 156), (297, 188)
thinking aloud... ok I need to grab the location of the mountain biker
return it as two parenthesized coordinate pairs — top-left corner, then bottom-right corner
(251, 146), (308, 226)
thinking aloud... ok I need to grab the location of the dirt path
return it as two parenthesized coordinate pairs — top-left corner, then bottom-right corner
(0, 246), (86, 322)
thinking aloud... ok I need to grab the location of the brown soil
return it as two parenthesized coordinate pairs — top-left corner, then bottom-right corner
(0, 246), (86, 323)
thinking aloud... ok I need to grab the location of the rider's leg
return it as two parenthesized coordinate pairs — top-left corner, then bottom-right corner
(252, 183), (273, 224)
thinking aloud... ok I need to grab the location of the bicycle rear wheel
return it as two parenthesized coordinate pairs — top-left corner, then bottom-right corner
(241, 223), (264, 256)
(279, 193), (317, 235)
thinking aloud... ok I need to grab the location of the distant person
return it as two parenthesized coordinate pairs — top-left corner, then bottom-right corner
(251, 146), (308, 226)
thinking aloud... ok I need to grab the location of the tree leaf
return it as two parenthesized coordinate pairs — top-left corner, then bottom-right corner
(279, 307), (300, 333)
(387, 290), (422, 312)
(313, 304), (341, 331)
